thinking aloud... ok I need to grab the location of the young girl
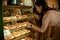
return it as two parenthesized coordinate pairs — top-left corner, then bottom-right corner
(27, 0), (60, 40)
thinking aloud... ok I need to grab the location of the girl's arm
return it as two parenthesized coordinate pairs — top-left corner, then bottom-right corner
(31, 13), (51, 33)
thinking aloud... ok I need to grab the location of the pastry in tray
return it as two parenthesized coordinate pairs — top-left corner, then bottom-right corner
(6, 34), (14, 39)
(22, 15), (28, 19)
(14, 23), (20, 28)
(18, 22), (27, 28)
(22, 29), (30, 33)
(19, 16), (22, 19)
(21, 22), (27, 27)
(21, 37), (32, 40)
(18, 30), (26, 35)
(11, 16), (16, 20)
(12, 30), (26, 37)
(3, 17), (12, 21)
(12, 31), (21, 37)
(18, 23), (23, 28)
(21, 38), (25, 40)
(19, 24), (22, 28)
(25, 37), (32, 40)
(4, 26), (9, 30)
(8, 25), (16, 29)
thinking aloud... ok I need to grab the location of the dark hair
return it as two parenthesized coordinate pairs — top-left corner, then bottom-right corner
(33, 0), (53, 27)
(34, 0), (47, 27)
(58, 0), (60, 9)
(34, 0), (56, 13)
(35, 0), (50, 12)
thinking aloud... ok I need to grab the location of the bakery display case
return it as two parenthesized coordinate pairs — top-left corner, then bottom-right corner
(3, 0), (37, 40)
(4, 22), (33, 40)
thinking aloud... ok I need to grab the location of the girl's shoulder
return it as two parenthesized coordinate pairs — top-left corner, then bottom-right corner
(43, 10), (56, 18)
(45, 10), (60, 16)
(46, 10), (60, 14)
(43, 10), (60, 19)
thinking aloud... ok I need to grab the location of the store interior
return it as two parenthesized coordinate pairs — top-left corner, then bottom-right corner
(2, 0), (60, 40)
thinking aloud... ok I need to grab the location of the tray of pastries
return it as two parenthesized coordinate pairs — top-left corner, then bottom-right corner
(3, 14), (34, 23)
(4, 34), (14, 40)
(12, 29), (31, 38)
(4, 22), (31, 30)
(21, 37), (32, 40)
(4, 29), (31, 40)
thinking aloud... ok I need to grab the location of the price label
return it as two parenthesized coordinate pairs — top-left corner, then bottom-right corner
(4, 30), (11, 36)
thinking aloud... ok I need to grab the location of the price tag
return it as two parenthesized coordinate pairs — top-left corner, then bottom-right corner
(4, 30), (7, 37)
(4, 30), (11, 36)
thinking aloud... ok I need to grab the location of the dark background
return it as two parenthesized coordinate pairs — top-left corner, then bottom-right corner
(0, 0), (4, 40)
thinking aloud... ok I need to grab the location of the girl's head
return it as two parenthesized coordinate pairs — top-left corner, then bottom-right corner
(35, 0), (48, 13)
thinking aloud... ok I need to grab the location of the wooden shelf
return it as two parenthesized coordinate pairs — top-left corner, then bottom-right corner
(3, 5), (32, 9)
(12, 32), (32, 40)
(3, 14), (34, 23)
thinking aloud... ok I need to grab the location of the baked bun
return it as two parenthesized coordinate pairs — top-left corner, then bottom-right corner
(25, 37), (32, 40)
(22, 29), (30, 33)
(14, 23), (20, 28)
(6, 34), (14, 39)
(19, 23), (22, 28)
(21, 22), (27, 27)
(19, 30), (25, 35)
(21, 38), (25, 40)
(3, 17), (12, 21)
(12, 31), (20, 37)
(22, 15), (27, 19)
(4, 26), (9, 30)
(9, 25), (16, 29)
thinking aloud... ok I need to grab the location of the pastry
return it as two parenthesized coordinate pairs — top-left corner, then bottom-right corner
(8, 25), (16, 29)
(21, 37), (32, 40)
(3, 17), (8, 21)
(19, 25), (22, 28)
(19, 16), (22, 19)
(22, 15), (27, 18)
(4, 26), (9, 30)
(14, 23), (20, 28)
(22, 22), (27, 27)
(21, 38), (25, 40)
(12, 31), (20, 37)
(12, 16), (16, 20)
(4, 17), (12, 21)
(19, 30), (26, 35)
(27, 29), (30, 33)
(6, 34), (14, 39)
(22, 29), (30, 33)
(19, 23), (22, 28)
(25, 37), (32, 40)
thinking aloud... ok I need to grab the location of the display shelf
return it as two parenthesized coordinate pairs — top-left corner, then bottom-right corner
(12, 32), (32, 40)
(10, 27), (31, 32)
(3, 5), (32, 9)
(4, 27), (31, 40)
(10, 27), (25, 32)
(5, 32), (32, 40)
(3, 0), (36, 40)
(3, 14), (34, 23)
(4, 22), (29, 30)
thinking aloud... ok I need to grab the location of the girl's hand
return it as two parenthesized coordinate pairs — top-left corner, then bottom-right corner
(26, 22), (32, 28)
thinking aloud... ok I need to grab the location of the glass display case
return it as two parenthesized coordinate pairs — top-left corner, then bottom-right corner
(2, 0), (38, 40)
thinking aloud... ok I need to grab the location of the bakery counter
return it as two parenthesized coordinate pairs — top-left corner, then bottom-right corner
(4, 13), (39, 40)
(4, 22), (34, 40)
